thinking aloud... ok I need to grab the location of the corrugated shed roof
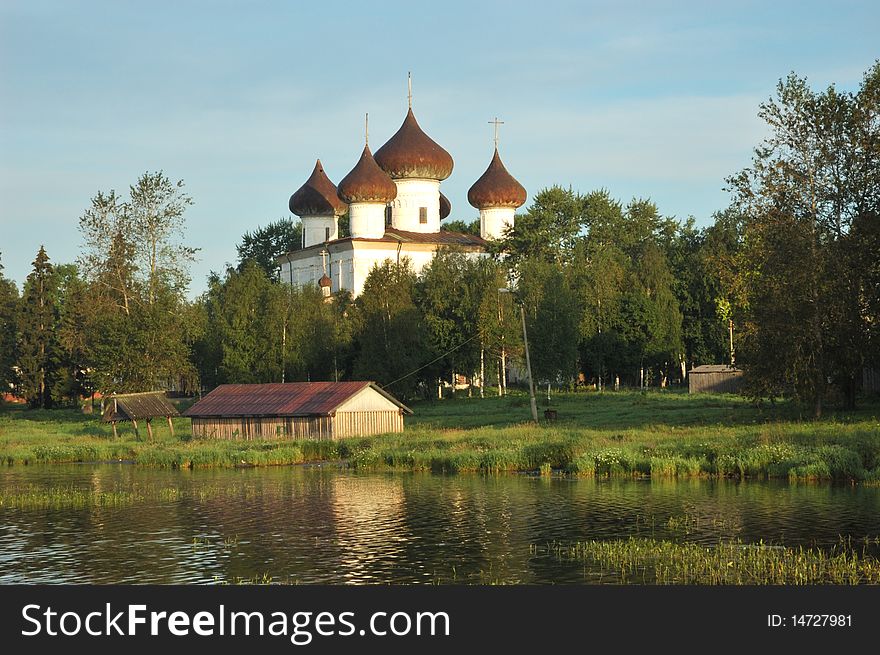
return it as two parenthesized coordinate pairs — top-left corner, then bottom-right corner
(183, 382), (412, 418)
(102, 392), (179, 422)
(690, 365), (741, 374)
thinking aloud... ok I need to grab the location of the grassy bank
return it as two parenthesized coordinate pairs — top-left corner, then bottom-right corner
(2, 391), (879, 481)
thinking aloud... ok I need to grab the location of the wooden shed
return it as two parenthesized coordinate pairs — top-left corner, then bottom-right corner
(688, 365), (743, 394)
(102, 391), (179, 438)
(183, 381), (412, 441)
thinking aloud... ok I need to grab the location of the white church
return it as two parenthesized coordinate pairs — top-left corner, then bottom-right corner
(277, 86), (528, 297)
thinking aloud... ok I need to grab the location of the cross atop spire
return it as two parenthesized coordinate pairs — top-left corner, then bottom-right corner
(407, 72), (412, 109)
(319, 248), (329, 275)
(365, 112), (369, 147)
(488, 117), (505, 149)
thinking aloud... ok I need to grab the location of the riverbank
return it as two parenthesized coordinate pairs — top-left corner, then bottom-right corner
(1, 391), (879, 481)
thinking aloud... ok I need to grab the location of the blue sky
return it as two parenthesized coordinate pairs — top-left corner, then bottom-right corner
(1, 0), (877, 295)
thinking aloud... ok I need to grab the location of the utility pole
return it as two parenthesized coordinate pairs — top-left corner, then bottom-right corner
(500, 288), (538, 423)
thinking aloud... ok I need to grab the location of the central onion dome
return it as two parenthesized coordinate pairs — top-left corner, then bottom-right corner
(439, 192), (451, 220)
(374, 108), (454, 180)
(467, 148), (527, 209)
(289, 159), (347, 216)
(337, 145), (398, 204)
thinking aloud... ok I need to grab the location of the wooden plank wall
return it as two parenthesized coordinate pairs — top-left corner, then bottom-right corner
(191, 416), (333, 441)
(191, 411), (404, 440)
(688, 371), (744, 394)
(334, 411), (403, 438)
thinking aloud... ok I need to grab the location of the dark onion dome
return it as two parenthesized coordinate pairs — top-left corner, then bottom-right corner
(467, 148), (527, 209)
(289, 159), (347, 217)
(374, 108), (454, 180)
(318, 274), (332, 288)
(439, 192), (451, 220)
(337, 145), (398, 204)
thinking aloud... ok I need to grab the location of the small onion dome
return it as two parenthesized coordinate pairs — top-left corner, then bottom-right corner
(289, 159), (347, 217)
(318, 274), (332, 288)
(374, 108), (454, 180)
(337, 145), (398, 204)
(439, 192), (451, 220)
(467, 148), (527, 210)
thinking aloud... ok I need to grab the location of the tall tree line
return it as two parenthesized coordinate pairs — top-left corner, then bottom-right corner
(3, 63), (875, 415)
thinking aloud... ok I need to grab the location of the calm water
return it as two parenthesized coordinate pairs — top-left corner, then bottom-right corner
(2, 465), (879, 584)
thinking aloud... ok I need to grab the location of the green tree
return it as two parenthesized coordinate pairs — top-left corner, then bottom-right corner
(77, 172), (199, 393)
(0, 254), (20, 394)
(16, 247), (58, 408)
(237, 218), (303, 277)
(728, 63), (880, 415)
(48, 264), (93, 405)
(441, 219), (480, 235)
(518, 257), (579, 389)
(416, 249), (484, 389)
(352, 259), (429, 400)
(496, 186), (585, 264)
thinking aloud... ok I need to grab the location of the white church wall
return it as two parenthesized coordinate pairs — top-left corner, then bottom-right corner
(301, 215), (338, 248)
(279, 241), (486, 298)
(349, 203), (386, 239)
(390, 179), (441, 233)
(480, 207), (515, 241)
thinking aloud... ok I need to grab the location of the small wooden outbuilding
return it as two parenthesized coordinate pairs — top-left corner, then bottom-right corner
(183, 381), (412, 441)
(102, 391), (179, 438)
(688, 365), (743, 394)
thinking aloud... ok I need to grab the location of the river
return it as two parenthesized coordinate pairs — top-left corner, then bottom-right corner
(1, 464), (878, 584)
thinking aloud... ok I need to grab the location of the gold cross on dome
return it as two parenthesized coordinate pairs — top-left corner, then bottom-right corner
(488, 117), (505, 148)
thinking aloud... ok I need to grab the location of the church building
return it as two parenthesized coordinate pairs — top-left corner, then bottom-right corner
(277, 83), (528, 298)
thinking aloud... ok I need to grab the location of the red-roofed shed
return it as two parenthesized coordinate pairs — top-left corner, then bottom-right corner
(183, 382), (412, 440)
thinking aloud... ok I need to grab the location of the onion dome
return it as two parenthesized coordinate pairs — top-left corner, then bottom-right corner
(289, 160), (347, 217)
(439, 192), (451, 220)
(318, 274), (332, 288)
(374, 108), (454, 180)
(337, 145), (398, 204)
(467, 148), (527, 209)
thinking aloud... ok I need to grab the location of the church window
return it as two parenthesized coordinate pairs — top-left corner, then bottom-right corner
(385, 205), (392, 225)
(419, 207), (427, 224)
(325, 227), (330, 241)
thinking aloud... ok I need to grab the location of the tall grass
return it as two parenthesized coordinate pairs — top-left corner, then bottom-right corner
(2, 391), (879, 480)
(539, 537), (880, 584)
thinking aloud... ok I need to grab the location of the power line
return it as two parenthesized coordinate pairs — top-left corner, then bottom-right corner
(380, 333), (481, 390)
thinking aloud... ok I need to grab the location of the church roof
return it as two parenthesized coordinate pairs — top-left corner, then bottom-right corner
(467, 148), (527, 209)
(337, 145), (398, 204)
(384, 227), (486, 246)
(289, 159), (347, 217)
(374, 108), (454, 180)
(439, 192), (451, 220)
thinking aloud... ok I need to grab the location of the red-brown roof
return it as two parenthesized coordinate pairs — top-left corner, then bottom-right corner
(337, 145), (398, 204)
(467, 148), (527, 210)
(183, 382), (412, 418)
(439, 191), (451, 220)
(374, 108), (454, 180)
(384, 227), (487, 246)
(289, 159), (348, 217)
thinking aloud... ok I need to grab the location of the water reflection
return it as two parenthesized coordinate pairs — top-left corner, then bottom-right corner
(1, 465), (878, 584)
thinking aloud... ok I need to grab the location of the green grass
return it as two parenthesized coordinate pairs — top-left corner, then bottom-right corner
(538, 537), (880, 584)
(2, 390), (879, 481)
